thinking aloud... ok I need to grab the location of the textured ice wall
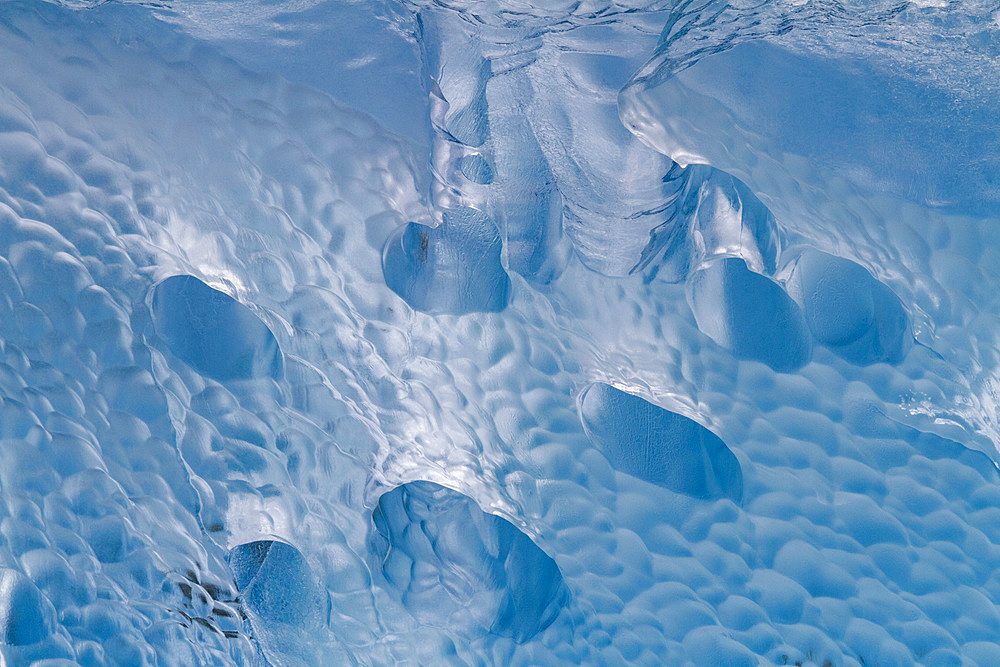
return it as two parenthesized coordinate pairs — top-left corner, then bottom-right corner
(2, 0), (1000, 665)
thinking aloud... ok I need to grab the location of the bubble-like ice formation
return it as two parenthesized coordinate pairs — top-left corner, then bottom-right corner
(580, 383), (742, 501)
(151, 275), (282, 381)
(370, 481), (569, 643)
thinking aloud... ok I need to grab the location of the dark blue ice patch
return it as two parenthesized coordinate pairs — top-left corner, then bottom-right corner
(370, 481), (568, 642)
(460, 154), (494, 185)
(382, 208), (510, 315)
(788, 249), (910, 365)
(227, 540), (322, 627)
(688, 257), (811, 372)
(0, 568), (50, 645)
(150, 275), (282, 381)
(580, 383), (742, 502)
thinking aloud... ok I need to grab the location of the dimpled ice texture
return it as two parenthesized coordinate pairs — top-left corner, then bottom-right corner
(2, 0), (1000, 665)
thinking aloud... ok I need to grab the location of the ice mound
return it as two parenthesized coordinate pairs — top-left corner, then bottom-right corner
(151, 275), (283, 381)
(371, 481), (569, 643)
(580, 382), (742, 501)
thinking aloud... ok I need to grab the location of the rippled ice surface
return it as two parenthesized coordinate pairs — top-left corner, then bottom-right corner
(3, 0), (1000, 664)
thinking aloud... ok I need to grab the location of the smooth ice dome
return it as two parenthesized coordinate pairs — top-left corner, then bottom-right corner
(2, 0), (1000, 664)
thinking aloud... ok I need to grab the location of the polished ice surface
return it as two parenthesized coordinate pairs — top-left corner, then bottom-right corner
(2, 0), (1000, 664)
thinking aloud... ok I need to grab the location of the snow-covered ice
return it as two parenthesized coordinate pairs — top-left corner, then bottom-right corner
(1, 0), (1000, 664)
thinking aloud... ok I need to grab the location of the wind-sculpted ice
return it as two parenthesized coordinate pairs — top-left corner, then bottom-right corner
(371, 481), (569, 643)
(5, 0), (1000, 664)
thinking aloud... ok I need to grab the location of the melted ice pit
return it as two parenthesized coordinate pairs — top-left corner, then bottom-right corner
(370, 480), (569, 643)
(150, 275), (283, 382)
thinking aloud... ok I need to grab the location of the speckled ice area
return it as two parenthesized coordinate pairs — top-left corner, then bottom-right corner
(3, 0), (1000, 665)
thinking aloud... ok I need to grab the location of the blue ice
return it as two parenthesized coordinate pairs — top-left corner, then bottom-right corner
(371, 481), (568, 643)
(1, 0), (1000, 664)
(151, 275), (283, 382)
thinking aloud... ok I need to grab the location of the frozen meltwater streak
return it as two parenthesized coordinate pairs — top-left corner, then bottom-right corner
(389, 0), (681, 290)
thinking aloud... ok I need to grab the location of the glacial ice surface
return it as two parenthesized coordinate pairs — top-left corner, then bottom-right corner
(371, 481), (568, 643)
(2, 0), (1000, 665)
(151, 275), (283, 381)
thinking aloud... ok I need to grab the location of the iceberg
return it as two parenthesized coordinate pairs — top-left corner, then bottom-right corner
(1, 0), (1000, 664)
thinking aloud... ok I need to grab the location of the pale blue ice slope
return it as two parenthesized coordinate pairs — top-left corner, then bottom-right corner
(1, 0), (1000, 665)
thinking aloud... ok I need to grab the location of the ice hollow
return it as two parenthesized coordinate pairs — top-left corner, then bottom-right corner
(0, 568), (50, 646)
(382, 209), (510, 315)
(786, 249), (911, 365)
(580, 383), (742, 501)
(227, 540), (322, 627)
(688, 257), (811, 372)
(150, 275), (283, 382)
(370, 481), (568, 642)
